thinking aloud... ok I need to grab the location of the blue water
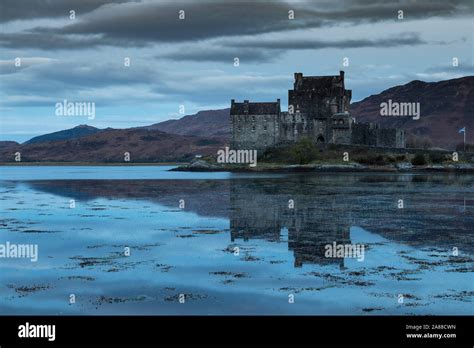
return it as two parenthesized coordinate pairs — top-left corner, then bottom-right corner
(0, 165), (284, 180)
(0, 166), (472, 315)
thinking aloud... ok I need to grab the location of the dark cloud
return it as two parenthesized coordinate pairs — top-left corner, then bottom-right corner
(1, 0), (471, 110)
(0, 59), (161, 101)
(0, 32), (104, 50)
(0, 31), (151, 50)
(1, 0), (471, 49)
(0, 55), (289, 107)
(0, 0), (132, 23)
(319, 0), (470, 22)
(40, 1), (308, 44)
(228, 33), (427, 50)
(157, 33), (428, 63)
(159, 46), (280, 63)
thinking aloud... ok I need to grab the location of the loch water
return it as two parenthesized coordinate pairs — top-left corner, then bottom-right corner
(0, 166), (472, 315)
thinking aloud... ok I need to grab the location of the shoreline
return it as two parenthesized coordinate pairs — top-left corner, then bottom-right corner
(170, 162), (474, 174)
(1, 162), (473, 174)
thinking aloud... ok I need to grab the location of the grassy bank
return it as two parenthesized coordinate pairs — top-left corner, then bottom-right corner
(172, 138), (474, 173)
(260, 138), (473, 166)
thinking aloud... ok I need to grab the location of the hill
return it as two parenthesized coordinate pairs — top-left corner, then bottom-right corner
(142, 77), (474, 149)
(146, 109), (230, 137)
(24, 124), (103, 145)
(350, 76), (473, 149)
(0, 128), (225, 163)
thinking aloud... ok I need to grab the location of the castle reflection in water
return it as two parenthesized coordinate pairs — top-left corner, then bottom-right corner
(22, 173), (471, 269)
(230, 178), (353, 268)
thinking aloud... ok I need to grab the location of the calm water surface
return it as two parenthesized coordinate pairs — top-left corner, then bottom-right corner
(0, 166), (472, 315)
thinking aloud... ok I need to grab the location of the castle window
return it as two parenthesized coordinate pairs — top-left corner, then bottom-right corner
(252, 125), (256, 131)
(263, 125), (267, 131)
(252, 116), (255, 122)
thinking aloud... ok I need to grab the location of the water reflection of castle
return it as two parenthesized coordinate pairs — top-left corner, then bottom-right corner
(230, 179), (352, 268)
(24, 175), (470, 261)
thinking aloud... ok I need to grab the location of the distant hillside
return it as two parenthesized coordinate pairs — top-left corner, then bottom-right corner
(2, 76), (471, 162)
(350, 76), (474, 149)
(24, 124), (103, 145)
(147, 108), (230, 137)
(143, 77), (473, 149)
(0, 128), (225, 162)
(0, 141), (19, 148)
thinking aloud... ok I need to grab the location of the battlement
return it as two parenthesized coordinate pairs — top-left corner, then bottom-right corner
(293, 71), (345, 91)
(230, 99), (280, 115)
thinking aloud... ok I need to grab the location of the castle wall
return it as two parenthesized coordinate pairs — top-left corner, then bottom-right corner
(396, 129), (406, 148)
(376, 128), (406, 148)
(314, 119), (330, 143)
(231, 113), (279, 151)
(330, 113), (353, 144)
(332, 128), (351, 144)
(351, 123), (406, 148)
(376, 129), (396, 148)
(351, 123), (378, 146)
(278, 112), (330, 143)
(288, 91), (334, 117)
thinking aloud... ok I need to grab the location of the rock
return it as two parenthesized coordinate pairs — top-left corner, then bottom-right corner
(427, 164), (444, 170)
(395, 162), (413, 170)
(188, 159), (217, 169)
(311, 163), (368, 172)
(319, 163), (366, 169)
(454, 163), (474, 170)
(171, 159), (221, 171)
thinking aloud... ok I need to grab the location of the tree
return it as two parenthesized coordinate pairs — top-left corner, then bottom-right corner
(288, 138), (318, 164)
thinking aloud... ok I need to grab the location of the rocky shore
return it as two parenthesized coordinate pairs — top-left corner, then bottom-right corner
(171, 159), (474, 173)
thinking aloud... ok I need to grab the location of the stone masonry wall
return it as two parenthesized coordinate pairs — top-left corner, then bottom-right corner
(351, 123), (378, 146)
(231, 113), (279, 151)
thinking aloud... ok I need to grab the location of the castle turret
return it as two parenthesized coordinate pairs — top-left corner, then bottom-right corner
(294, 73), (303, 89)
(243, 100), (249, 114)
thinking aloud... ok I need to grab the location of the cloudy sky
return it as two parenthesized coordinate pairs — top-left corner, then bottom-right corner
(0, 0), (472, 142)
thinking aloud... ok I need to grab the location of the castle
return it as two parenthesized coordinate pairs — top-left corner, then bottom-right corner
(230, 71), (405, 151)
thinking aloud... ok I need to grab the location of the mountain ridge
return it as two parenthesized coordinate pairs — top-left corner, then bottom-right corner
(1, 76), (472, 162)
(23, 124), (103, 145)
(141, 76), (473, 149)
(0, 128), (226, 162)
(350, 76), (473, 148)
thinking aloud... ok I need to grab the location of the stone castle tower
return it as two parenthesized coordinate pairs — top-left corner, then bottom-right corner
(230, 71), (405, 151)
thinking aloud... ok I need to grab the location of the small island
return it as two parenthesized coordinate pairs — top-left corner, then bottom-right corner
(172, 140), (474, 173)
